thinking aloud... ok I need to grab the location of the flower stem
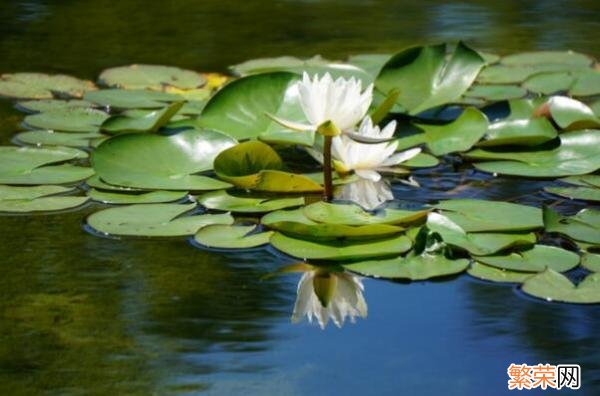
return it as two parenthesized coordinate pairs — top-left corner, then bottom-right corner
(323, 135), (333, 201)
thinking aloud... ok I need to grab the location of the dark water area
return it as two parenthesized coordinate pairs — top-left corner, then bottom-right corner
(0, 1), (599, 395)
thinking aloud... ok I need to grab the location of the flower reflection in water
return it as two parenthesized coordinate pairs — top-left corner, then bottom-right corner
(291, 266), (367, 329)
(336, 178), (394, 210)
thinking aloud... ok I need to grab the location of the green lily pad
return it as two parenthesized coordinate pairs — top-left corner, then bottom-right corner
(467, 262), (534, 283)
(84, 89), (182, 109)
(543, 207), (600, 244)
(0, 73), (96, 99)
(194, 224), (273, 249)
(412, 107), (489, 156)
(16, 99), (93, 113)
(231, 55), (372, 84)
(479, 117), (557, 147)
(545, 186), (600, 202)
(101, 102), (184, 134)
(197, 190), (304, 213)
(270, 232), (412, 261)
(24, 108), (109, 132)
(14, 130), (106, 148)
(85, 175), (142, 192)
(402, 152), (439, 168)
(98, 64), (206, 90)
(561, 175), (600, 188)
(86, 203), (233, 237)
(570, 70), (600, 96)
(546, 96), (600, 130)
(501, 51), (593, 67)
(468, 129), (600, 177)
(376, 42), (485, 115)
(582, 252), (600, 272)
(88, 189), (188, 204)
(464, 85), (527, 101)
(0, 184), (88, 212)
(434, 199), (543, 232)
(213, 141), (322, 192)
(261, 208), (404, 240)
(0, 146), (93, 185)
(346, 53), (391, 79)
(476, 64), (580, 85)
(303, 201), (430, 226)
(521, 269), (600, 304)
(523, 71), (574, 95)
(199, 72), (309, 141)
(426, 213), (536, 255)
(474, 245), (579, 272)
(344, 253), (469, 280)
(92, 128), (236, 190)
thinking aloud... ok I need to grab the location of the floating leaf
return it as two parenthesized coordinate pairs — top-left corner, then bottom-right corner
(0, 73), (96, 99)
(16, 99), (93, 113)
(270, 232), (412, 261)
(570, 70), (600, 96)
(545, 186), (600, 202)
(98, 64), (206, 90)
(84, 89), (182, 109)
(88, 189), (188, 204)
(231, 55), (372, 84)
(85, 175), (141, 191)
(434, 199), (543, 232)
(199, 72), (309, 141)
(376, 42), (486, 115)
(197, 190), (304, 213)
(464, 84), (527, 101)
(582, 252), (600, 272)
(546, 96), (600, 130)
(101, 102), (184, 134)
(521, 269), (600, 304)
(213, 141), (321, 192)
(346, 53), (391, 80)
(412, 107), (489, 155)
(561, 175), (600, 188)
(303, 201), (429, 226)
(474, 245), (579, 272)
(24, 108), (109, 132)
(194, 224), (273, 249)
(426, 213), (536, 255)
(468, 129), (600, 177)
(467, 262), (534, 283)
(87, 203), (233, 237)
(479, 117), (557, 147)
(543, 207), (600, 244)
(476, 64), (579, 84)
(261, 208), (404, 240)
(501, 51), (593, 67)
(344, 253), (469, 280)
(0, 146), (93, 185)
(92, 128), (235, 190)
(0, 185), (88, 213)
(402, 152), (439, 168)
(14, 130), (106, 148)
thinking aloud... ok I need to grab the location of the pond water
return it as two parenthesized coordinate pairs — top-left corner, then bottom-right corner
(0, 1), (599, 395)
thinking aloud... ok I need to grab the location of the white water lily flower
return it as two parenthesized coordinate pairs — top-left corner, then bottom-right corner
(270, 72), (373, 135)
(331, 117), (421, 182)
(337, 178), (394, 210)
(292, 270), (367, 329)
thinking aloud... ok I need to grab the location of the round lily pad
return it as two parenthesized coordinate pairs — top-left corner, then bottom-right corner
(544, 208), (600, 244)
(479, 117), (557, 147)
(194, 224), (273, 249)
(582, 252), (600, 272)
(24, 108), (109, 132)
(92, 128), (236, 190)
(0, 146), (93, 185)
(521, 269), (600, 304)
(270, 232), (412, 261)
(0, 184), (88, 213)
(84, 89), (182, 109)
(86, 203), (233, 237)
(500, 51), (593, 67)
(545, 186), (600, 202)
(465, 85), (527, 101)
(85, 175), (142, 192)
(196, 190), (304, 213)
(467, 262), (534, 283)
(261, 208), (404, 240)
(16, 99), (93, 113)
(101, 101), (184, 134)
(303, 201), (429, 226)
(474, 245), (579, 272)
(0, 73), (96, 99)
(15, 130), (106, 148)
(434, 199), (543, 232)
(344, 253), (469, 280)
(88, 189), (189, 204)
(99, 64), (206, 90)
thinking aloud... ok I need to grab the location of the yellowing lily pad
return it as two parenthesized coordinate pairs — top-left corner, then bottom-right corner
(0, 73), (96, 99)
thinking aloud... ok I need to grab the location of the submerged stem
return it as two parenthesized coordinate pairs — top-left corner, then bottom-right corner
(323, 135), (333, 201)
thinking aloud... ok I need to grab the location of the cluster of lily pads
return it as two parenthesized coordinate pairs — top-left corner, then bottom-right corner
(0, 42), (599, 322)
